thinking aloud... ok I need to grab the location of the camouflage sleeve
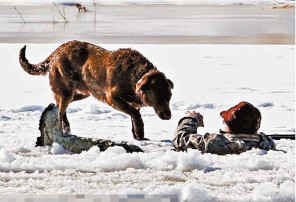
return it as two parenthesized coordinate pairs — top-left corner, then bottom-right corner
(37, 103), (143, 153)
(173, 117), (249, 154)
(172, 116), (204, 151)
(54, 134), (143, 153)
(258, 132), (276, 150)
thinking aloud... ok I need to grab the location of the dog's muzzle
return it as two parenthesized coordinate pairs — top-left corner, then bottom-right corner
(158, 110), (171, 120)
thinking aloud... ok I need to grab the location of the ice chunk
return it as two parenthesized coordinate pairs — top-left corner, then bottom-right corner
(279, 180), (295, 201)
(0, 148), (16, 163)
(50, 142), (67, 155)
(176, 149), (211, 172)
(181, 184), (212, 202)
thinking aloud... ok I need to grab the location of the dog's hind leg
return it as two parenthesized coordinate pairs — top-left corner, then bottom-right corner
(62, 113), (71, 134)
(55, 93), (73, 134)
(60, 93), (90, 133)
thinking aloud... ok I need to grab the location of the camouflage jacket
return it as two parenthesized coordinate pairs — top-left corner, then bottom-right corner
(173, 116), (276, 155)
(37, 103), (143, 153)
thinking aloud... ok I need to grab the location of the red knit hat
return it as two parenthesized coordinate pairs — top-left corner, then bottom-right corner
(220, 101), (261, 134)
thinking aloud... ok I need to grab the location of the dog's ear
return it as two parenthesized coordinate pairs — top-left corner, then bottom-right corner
(136, 76), (149, 94)
(136, 69), (159, 94)
(167, 79), (174, 89)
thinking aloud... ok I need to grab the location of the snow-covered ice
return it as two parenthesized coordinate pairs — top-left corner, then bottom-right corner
(0, 44), (294, 201)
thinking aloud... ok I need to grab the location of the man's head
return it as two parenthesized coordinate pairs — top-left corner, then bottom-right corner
(220, 101), (261, 134)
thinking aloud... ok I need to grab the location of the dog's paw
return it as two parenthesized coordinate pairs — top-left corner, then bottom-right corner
(132, 128), (145, 140)
(136, 137), (150, 141)
(63, 126), (71, 135)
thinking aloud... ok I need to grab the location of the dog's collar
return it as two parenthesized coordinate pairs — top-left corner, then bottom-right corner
(135, 69), (159, 95)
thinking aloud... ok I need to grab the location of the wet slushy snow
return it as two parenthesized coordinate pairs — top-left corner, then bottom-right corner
(0, 44), (294, 201)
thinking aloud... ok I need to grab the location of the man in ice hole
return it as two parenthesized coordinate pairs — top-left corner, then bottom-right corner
(38, 101), (275, 155)
(173, 101), (276, 154)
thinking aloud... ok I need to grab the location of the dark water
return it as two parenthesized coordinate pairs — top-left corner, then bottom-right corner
(0, 4), (294, 44)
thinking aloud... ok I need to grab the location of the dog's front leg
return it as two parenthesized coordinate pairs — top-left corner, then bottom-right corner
(131, 114), (144, 140)
(108, 95), (145, 140)
(131, 114), (149, 141)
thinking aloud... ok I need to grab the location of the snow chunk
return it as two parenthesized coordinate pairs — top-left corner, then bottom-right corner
(109, 112), (128, 119)
(171, 101), (185, 110)
(161, 150), (211, 171)
(97, 152), (145, 172)
(85, 146), (101, 155)
(253, 180), (295, 201)
(172, 102), (215, 110)
(247, 148), (268, 156)
(13, 105), (44, 112)
(162, 150), (178, 169)
(104, 146), (126, 154)
(79, 146), (144, 172)
(176, 149), (211, 172)
(50, 143), (67, 155)
(81, 104), (112, 114)
(181, 184), (212, 202)
(247, 159), (275, 171)
(79, 146), (101, 159)
(279, 180), (295, 201)
(258, 102), (274, 108)
(0, 115), (11, 121)
(185, 103), (215, 110)
(66, 107), (81, 113)
(0, 148), (16, 163)
(253, 182), (278, 197)
(83, 104), (103, 114)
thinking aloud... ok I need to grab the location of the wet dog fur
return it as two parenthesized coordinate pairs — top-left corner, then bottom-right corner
(19, 40), (174, 140)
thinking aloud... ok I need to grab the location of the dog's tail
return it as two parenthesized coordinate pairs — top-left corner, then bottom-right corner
(19, 45), (51, 76)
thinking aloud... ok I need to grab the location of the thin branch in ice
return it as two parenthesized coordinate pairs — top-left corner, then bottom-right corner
(94, 0), (97, 23)
(53, 2), (68, 23)
(13, 6), (26, 23)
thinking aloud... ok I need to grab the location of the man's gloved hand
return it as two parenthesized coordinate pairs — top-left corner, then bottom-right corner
(185, 111), (204, 127)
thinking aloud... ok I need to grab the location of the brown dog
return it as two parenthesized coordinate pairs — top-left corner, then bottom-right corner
(19, 40), (174, 140)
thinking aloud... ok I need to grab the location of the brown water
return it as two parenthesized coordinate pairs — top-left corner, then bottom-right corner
(0, 4), (294, 44)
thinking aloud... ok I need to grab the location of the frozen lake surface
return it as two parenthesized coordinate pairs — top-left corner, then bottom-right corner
(0, 4), (294, 44)
(0, 2), (295, 199)
(0, 44), (294, 201)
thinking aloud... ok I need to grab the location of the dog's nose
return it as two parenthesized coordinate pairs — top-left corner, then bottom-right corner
(160, 111), (171, 120)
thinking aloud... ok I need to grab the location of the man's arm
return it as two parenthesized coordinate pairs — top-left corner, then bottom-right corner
(173, 112), (204, 151)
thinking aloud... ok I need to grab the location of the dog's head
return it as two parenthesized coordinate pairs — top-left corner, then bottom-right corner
(136, 70), (174, 120)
